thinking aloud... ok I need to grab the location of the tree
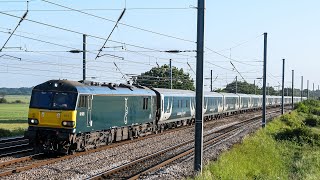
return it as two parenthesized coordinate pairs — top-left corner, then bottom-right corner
(136, 64), (195, 90)
(0, 92), (5, 98)
(224, 81), (258, 94)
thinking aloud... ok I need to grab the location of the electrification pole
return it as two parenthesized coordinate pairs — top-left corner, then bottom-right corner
(292, 70), (294, 109)
(301, 76), (303, 101)
(210, 70), (213, 92)
(267, 83), (269, 95)
(281, 59), (285, 115)
(194, 0), (205, 174)
(306, 80), (309, 99)
(313, 83), (315, 99)
(235, 76), (238, 94)
(262, 32), (267, 128)
(83, 34), (86, 81)
(170, 59), (172, 89)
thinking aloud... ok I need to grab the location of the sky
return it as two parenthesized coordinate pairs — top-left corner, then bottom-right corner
(0, 0), (319, 91)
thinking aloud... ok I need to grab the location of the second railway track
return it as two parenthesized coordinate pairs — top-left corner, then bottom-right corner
(88, 110), (283, 180)
(0, 136), (32, 158)
(0, 108), (287, 179)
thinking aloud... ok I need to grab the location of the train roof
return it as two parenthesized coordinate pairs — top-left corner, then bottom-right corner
(204, 91), (224, 97)
(33, 80), (156, 96)
(218, 92), (239, 97)
(236, 93), (252, 97)
(152, 88), (195, 96)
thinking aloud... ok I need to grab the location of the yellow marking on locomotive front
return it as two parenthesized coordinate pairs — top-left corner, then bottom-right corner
(28, 108), (77, 128)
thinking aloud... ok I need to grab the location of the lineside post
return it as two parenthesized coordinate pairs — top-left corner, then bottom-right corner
(235, 76), (238, 94)
(292, 70), (294, 109)
(281, 59), (285, 115)
(210, 70), (213, 92)
(301, 76), (303, 101)
(262, 32), (267, 128)
(194, 0), (205, 174)
(313, 83), (315, 99)
(83, 34), (86, 81)
(307, 80), (309, 99)
(170, 59), (172, 89)
(254, 80), (256, 95)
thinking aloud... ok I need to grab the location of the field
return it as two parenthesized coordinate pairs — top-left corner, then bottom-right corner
(195, 100), (320, 179)
(0, 95), (30, 136)
(4, 95), (30, 104)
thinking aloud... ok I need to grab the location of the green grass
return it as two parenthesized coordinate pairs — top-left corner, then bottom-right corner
(0, 103), (29, 120)
(195, 101), (320, 180)
(4, 95), (30, 104)
(0, 95), (29, 137)
(0, 123), (28, 130)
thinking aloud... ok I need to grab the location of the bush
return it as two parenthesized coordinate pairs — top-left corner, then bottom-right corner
(0, 128), (26, 138)
(279, 112), (301, 128)
(310, 107), (320, 116)
(0, 128), (12, 137)
(274, 127), (320, 146)
(295, 102), (309, 113)
(0, 98), (7, 103)
(304, 115), (320, 127)
(13, 100), (23, 104)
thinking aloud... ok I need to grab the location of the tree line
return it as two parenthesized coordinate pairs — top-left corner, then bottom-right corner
(0, 87), (32, 96)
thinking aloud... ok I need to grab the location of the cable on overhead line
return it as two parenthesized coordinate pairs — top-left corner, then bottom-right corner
(41, 0), (196, 43)
(0, 2), (28, 51)
(205, 47), (261, 66)
(96, 8), (126, 59)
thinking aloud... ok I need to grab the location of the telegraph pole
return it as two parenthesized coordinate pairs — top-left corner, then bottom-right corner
(83, 34), (86, 81)
(262, 32), (267, 128)
(235, 76), (238, 93)
(292, 70), (294, 109)
(194, 0), (205, 173)
(210, 70), (213, 92)
(170, 59), (172, 89)
(281, 59), (285, 115)
(254, 80), (256, 95)
(301, 76), (303, 101)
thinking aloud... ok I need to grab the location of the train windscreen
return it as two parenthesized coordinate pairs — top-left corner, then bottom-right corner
(30, 91), (77, 110)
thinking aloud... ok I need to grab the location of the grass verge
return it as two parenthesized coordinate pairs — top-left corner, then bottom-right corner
(195, 100), (320, 180)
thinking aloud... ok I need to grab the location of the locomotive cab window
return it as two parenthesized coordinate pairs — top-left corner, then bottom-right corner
(30, 91), (77, 110)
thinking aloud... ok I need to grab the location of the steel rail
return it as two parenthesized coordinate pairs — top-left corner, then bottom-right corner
(0, 107), (284, 178)
(88, 110), (283, 179)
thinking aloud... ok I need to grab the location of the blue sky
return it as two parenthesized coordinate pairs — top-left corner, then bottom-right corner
(0, 0), (319, 91)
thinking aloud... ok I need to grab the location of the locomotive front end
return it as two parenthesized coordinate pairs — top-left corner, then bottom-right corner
(26, 80), (79, 154)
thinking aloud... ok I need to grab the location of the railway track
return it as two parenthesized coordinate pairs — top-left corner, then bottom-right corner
(0, 108), (286, 178)
(87, 110), (282, 180)
(0, 136), (32, 157)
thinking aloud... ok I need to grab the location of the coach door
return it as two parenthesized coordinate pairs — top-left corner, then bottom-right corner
(78, 95), (93, 127)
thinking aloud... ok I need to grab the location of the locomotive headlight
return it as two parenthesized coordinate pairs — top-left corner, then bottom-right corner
(62, 121), (75, 127)
(28, 118), (39, 125)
